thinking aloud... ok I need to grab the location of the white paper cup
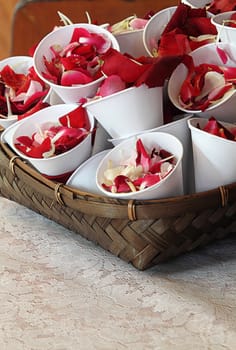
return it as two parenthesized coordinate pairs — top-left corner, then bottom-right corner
(0, 56), (49, 129)
(143, 5), (214, 57)
(0, 55), (33, 73)
(83, 84), (163, 139)
(114, 29), (147, 57)
(108, 114), (193, 194)
(66, 149), (110, 195)
(96, 131), (184, 200)
(168, 42), (236, 123)
(188, 117), (236, 192)
(10, 104), (94, 177)
(211, 11), (236, 43)
(149, 115), (194, 195)
(143, 6), (177, 57)
(33, 23), (120, 104)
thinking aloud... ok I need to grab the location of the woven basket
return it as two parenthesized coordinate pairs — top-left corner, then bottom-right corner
(0, 132), (235, 270)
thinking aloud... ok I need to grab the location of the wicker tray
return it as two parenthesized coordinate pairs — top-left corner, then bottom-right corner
(0, 134), (235, 270)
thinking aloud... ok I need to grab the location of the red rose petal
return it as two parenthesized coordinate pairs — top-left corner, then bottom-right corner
(96, 75), (126, 97)
(208, 0), (236, 15)
(101, 48), (150, 84)
(15, 136), (52, 158)
(59, 105), (91, 130)
(61, 70), (93, 86)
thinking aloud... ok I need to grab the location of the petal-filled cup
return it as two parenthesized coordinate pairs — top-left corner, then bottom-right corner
(168, 42), (236, 123)
(83, 84), (164, 139)
(10, 104), (94, 179)
(143, 4), (214, 57)
(0, 56), (49, 129)
(33, 23), (120, 104)
(143, 6), (177, 57)
(96, 131), (184, 200)
(108, 114), (194, 194)
(188, 117), (236, 192)
(211, 11), (236, 43)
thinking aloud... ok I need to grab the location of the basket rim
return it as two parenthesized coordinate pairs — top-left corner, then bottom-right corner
(1, 138), (235, 221)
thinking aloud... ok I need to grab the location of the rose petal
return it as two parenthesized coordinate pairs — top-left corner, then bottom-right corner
(184, 17), (217, 37)
(73, 28), (110, 54)
(59, 105), (91, 129)
(136, 55), (184, 87)
(133, 173), (162, 191)
(114, 175), (134, 193)
(129, 18), (148, 30)
(15, 136), (52, 158)
(135, 138), (150, 173)
(96, 75), (126, 97)
(222, 66), (236, 82)
(11, 80), (44, 104)
(207, 82), (233, 102)
(61, 70), (93, 86)
(208, 0), (236, 15)
(194, 71), (226, 102)
(101, 48), (149, 84)
(157, 30), (192, 57)
(17, 101), (50, 121)
(154, 4), (216, 57)
(216, 46), (229, 64)
(229, 13), (236, 27)
(202, 116), (235, 140)
(0, 65), (27, 92)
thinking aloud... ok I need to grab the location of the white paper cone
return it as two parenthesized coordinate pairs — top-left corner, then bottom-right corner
(96, 131), (184, 200)
(10, 104), (94, 177)
(188, 117), (236, 192)
(211, 11), (236, 44)
(33, 23), (120, 104)
(168, 42), (236, 123)
(143, 6), (177, 57)
(84, 84), (164, 139)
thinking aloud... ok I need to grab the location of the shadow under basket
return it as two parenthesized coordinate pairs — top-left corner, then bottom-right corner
(0, 137), (235, 270)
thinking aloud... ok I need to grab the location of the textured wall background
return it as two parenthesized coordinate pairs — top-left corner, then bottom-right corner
(0, 0), (18, 59)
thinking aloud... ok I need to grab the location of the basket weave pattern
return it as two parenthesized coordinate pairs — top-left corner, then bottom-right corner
(0, 140), (235, 270)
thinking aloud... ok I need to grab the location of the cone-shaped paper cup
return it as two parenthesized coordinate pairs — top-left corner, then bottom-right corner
(143, 4), (214, 57)
(188, 117), (236, 192)
(10, 104), (94, 178)
(168, 42), (236, 123)
(108, 114), (193, 194)
(149, 115), (193, 195)
(33, 23), (120, 104)
(0, 55), (32, 73)
(0, 56), (49, 129)
(211, 11), (236, 43)
(83, 84), (163, 139)
(96, 131), (184, 200)
(143, 6), (177, 57)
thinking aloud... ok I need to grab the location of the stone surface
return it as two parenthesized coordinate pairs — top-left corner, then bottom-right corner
(0, 197), (235, 350)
